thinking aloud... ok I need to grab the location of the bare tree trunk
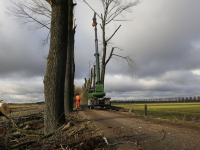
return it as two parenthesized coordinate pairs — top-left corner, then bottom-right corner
(64, 0), (74, 116)
(90, 68), (93, 87)
(101, 22), (106, 86)
(71, 21), (76, 110)
(93, 65), (96, 87)
(44, 0), (68, 136)
(80, 78), (90, 104)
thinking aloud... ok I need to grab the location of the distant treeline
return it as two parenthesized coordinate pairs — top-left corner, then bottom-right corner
(111, 96), (200, 103)
(8, 101), (45, 105)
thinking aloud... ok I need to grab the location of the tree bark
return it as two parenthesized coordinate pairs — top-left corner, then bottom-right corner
(101, 21), (107, 86)
(90, 68), (93, 87)
(93, 65), (96, 87)
(44, 0), (68, 136)
(64, 0), (74, 116)
(71, 19), (76, 111)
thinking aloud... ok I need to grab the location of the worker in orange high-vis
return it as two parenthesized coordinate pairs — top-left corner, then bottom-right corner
(76, 94), (81, 109)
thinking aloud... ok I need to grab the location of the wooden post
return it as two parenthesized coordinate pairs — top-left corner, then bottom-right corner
(144, 104), (147, 116)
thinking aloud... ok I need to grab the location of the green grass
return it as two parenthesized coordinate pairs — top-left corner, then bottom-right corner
(112, 102), (200, 122)
(9, 104), (44, 112)
(0, 104), (44, 121)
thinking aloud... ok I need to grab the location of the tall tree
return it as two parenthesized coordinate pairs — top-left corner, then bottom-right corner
(64, 0), (76, 115)
(84, 0), (138, 85)
(8, 0), (76, 135)
(43, 0), (68, 135)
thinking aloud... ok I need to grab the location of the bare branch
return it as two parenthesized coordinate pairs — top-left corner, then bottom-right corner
(112, 54), (138, 76)
(26, 1), (51, 18)
(46, 0), (52, 5)
(107, 0), (119, 15)
(105, 0), (139, 25)
(105, 47), (114, 65)
(113, 19), (133, 21)
(106, 25), (121, 42)
(41, 30), (51, 48)
(112, 56), (126, 70)
(7, 0), (51, 30)
(101, 0), (105, 11)
(105, 46), (137, 76)
(83, 0), (102, 19)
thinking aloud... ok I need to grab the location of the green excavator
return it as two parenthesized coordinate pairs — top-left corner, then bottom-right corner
(88, 12), (111, 108)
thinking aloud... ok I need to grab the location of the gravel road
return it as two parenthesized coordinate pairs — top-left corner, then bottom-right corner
(78, 108), (200, 150)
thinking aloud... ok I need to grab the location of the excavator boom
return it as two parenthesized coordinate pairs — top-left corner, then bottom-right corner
(87, 12), (111, 108)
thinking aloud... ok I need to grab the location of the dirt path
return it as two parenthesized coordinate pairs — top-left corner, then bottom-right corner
(78, 108), (200, 150)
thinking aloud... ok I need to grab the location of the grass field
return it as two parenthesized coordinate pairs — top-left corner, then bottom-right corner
(0, 104), (44, 121)
(9, 104), (44, 112)
(112, 102), (200, 122)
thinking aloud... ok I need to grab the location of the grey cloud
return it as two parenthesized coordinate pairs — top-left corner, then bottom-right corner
(104, 70), (200, 96)
(102, 0), (200, 79)
(74, 0), (200, 100)
(1, 0), (200, 102)
(1, 93), (44, 103)
(0, 19), (46, 79)
(0, 77), (44, 95)
(74, 0), (200, 77)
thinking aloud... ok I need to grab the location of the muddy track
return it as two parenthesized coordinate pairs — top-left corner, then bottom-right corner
(78, 108), (200, 150)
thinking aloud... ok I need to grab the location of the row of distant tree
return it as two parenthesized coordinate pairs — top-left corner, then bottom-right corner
(111, 96), (200, 103)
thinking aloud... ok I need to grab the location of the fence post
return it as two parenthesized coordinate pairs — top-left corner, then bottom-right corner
(144, 104), (147, 117)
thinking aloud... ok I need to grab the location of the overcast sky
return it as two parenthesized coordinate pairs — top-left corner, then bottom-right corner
(1, 0), (200, 103)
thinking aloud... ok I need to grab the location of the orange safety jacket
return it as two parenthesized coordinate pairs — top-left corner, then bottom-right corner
(76, 95), (81, 102)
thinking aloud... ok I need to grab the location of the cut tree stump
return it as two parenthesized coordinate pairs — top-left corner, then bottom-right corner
(0, 126), (6, 137)
(0, 100), (11, 118)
